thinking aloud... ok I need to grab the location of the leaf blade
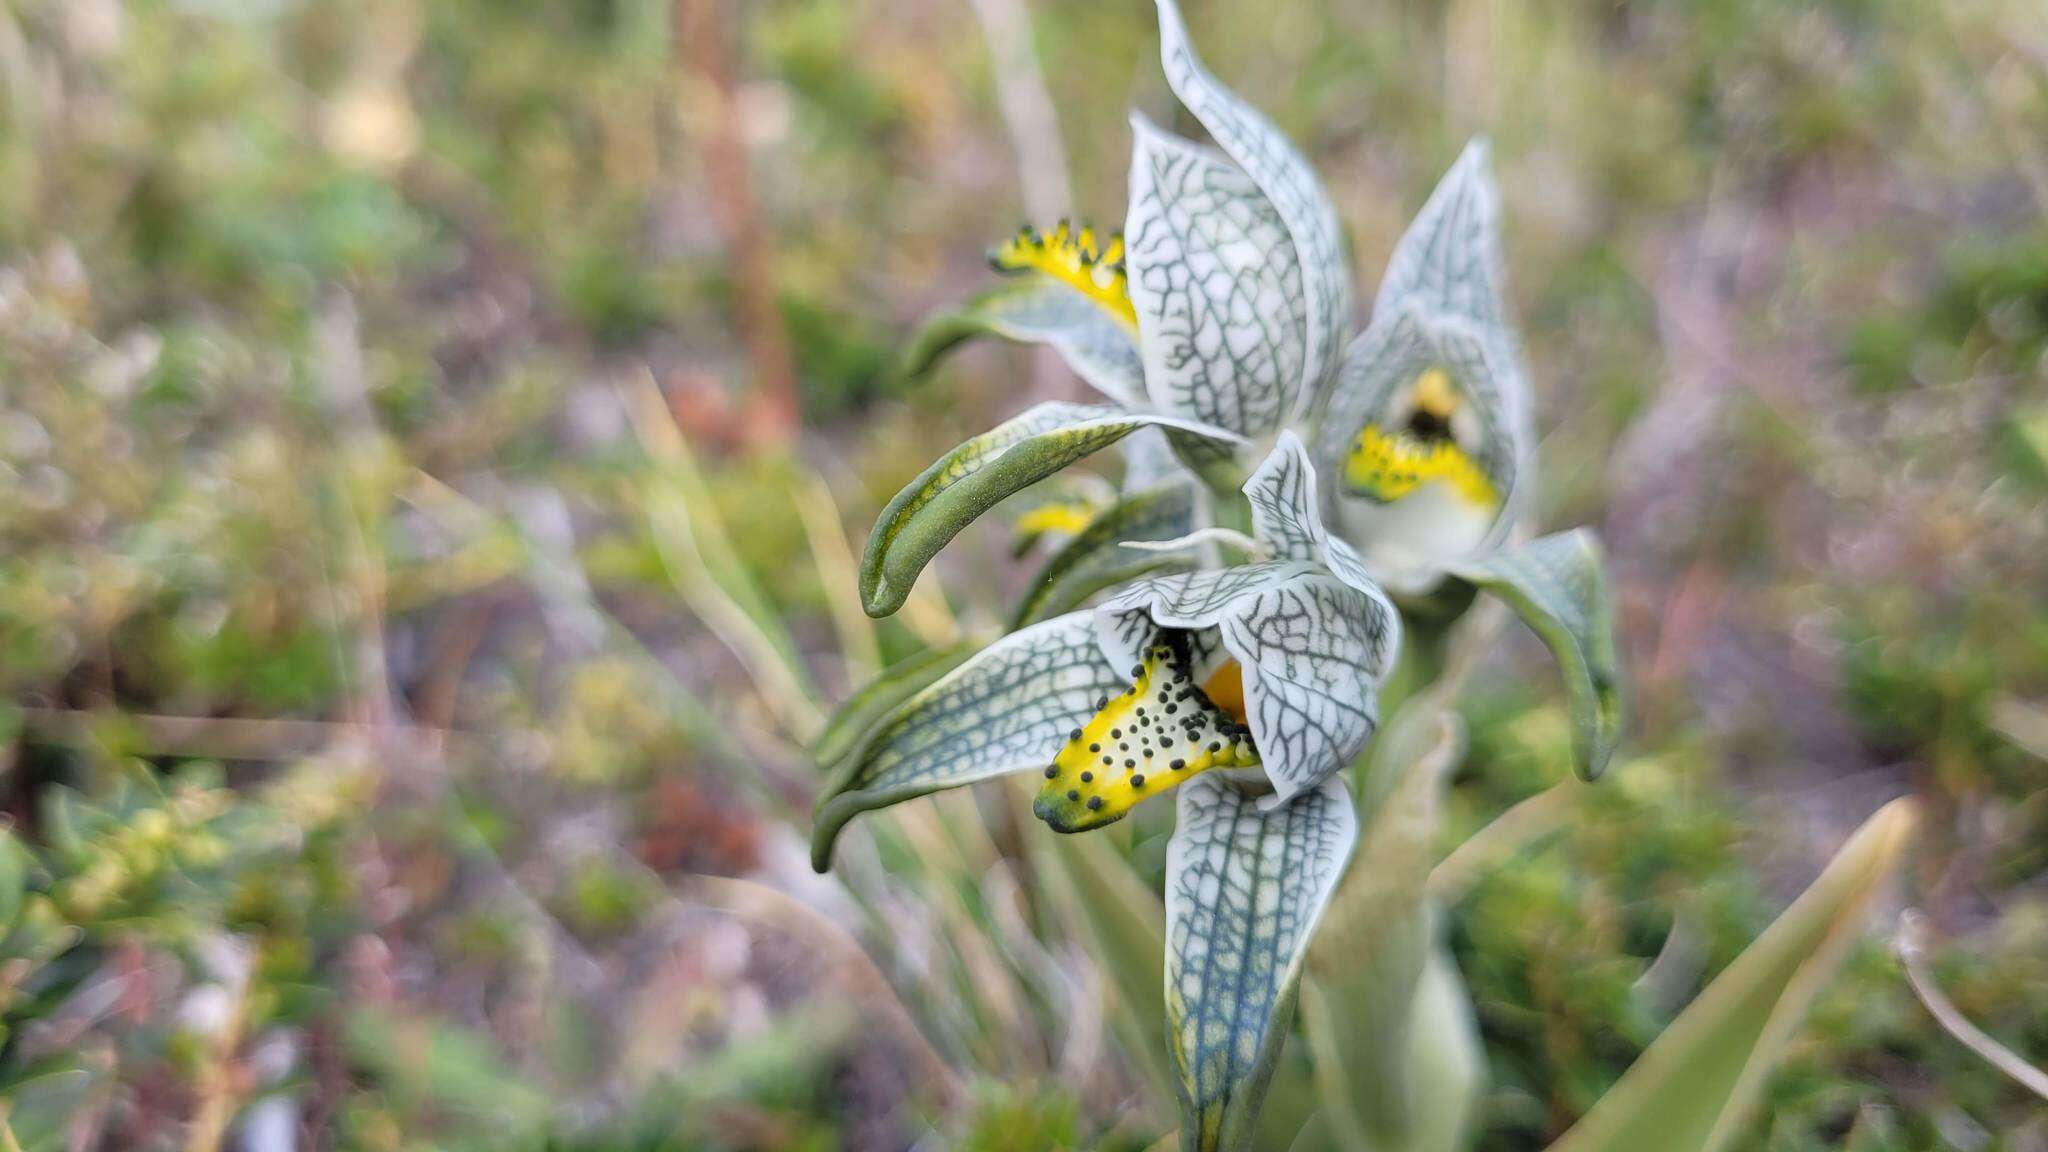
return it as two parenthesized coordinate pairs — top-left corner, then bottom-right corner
(1544, 798), (1919, 1152)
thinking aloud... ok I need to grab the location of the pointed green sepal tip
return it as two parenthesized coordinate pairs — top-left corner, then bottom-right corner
(1451, 527), (1624, 782)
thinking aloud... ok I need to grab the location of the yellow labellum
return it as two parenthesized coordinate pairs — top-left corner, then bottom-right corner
(990, 220), (1138, 331)
(1345, 367), (1499, 510)
(1035, 641), (1257, 833)
(1345, 424), (1499, 508)
(1013, 500), (1100, 539)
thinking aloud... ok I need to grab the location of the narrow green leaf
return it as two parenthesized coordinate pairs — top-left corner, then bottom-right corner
(813, 643), (975, 788)
(1301, 699), (1464, 1152)
(1450, 529), (1624, 780)
(1010, 482), (1199, 628)
(859, 402), (1239, 618)
(1166, 776), (1357, 1152)
(811, 612), (1125, 871)
(1025, 814), (1176, 1102)
(902, 278), (1145, 407)
(0, 827), (26, 933)
(1545, 798), (1919, 1152)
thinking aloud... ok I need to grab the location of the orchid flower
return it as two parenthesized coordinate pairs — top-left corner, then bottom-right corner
(814, 1), (1625, 1145)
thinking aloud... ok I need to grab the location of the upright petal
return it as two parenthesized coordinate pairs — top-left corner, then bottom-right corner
(1154, 0), (1352, 404)
(1165, 774), (1356, 1151)
(811, 612), (1126, 870)
(1374, 139), (1507, 331)
(1241, 431), (1383, 598)
(1316, 143), (1534, 586)
(1125, 116), (1306, 437)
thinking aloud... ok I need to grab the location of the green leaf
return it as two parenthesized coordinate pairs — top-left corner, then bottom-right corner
(811, 612), (1126, 871)
(813, 643), (976, 789)
(1301, 698), (1465, 1152)
(0, 827), (26, 934)
(1450, 529), (1624, 781)
(1010, 482), (1199, 628)
(859, 402), (1239, 618)
(1126, 115), (1307, 437)
(1544, 798), (1919, 1152)
(1152, 0), (1350, 403)
(902, 278), (1145, 407)
(1025, 814), (1175, 1102)
(1165, 776), (1357, 1152)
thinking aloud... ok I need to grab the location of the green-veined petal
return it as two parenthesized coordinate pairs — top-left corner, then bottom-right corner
(813, 643), (977, 789)
(902, 278), (1145, 407)
(1241, 431), (1382, 600)
(1447, 529), (1624, 781)
(1374, 139), (1507, 332)
(1153, 0), (1350, 404)
(859, 401), (1241, 617)
(1316, 309), (1524, 587)
(810, 612), (1125, 870)
(1096, 561), (1399, 805)
(1126, 116), (1306, 438)
(1165, 775), (1357, 1152)
(1010, 482), (1200, 629)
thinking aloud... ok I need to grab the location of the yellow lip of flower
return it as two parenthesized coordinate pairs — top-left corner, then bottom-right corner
(989, 220), (1138, 332)
(1343, 367), (1500, 509)
(1013, 499), (1102, 540)
(1034, 637), (1257, 833)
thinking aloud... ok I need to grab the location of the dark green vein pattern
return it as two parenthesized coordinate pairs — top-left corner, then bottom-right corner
(811, 611), (1125, 869)
(1165, 776), (1357, 1151)
(1125, 116), (1305, 438)
(1153, 0), (1350, 403)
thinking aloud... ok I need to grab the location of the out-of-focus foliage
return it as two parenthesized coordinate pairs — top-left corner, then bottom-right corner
(0, 0), (2041, 1148)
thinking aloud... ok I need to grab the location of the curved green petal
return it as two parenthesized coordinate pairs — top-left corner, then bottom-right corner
(1010, 482), (1200, 629)
(1448, 529), (1624, 781)
(1126, 115), (1307, 437)
(813, 644), (977, 790)
(901, 278), (1145, 407)
(1165, 776), (1357, 1152)
(810, 612), (1125, 871)
(1153, 0), (1351, 403)
(859, 401), (1240, 617)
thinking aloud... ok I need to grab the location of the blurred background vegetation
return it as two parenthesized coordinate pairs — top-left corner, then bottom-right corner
(0, 0), (2042, 1148)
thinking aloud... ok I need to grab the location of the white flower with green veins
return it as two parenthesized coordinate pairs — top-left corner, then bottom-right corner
(821, 1), (1630, 1146)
